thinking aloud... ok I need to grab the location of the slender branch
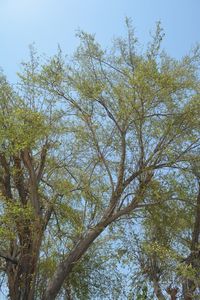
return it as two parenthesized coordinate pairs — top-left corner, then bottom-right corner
(96, 96), (122, 133)
(86, 118), (115, 192)
(13, 155), (27, 205)
(21, 149), (40, 214)
(37, 140), (49, 184)
(0, 252), (18, 265)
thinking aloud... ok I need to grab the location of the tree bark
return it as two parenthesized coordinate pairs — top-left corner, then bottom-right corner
(7, 220), (43, 300)
(42, 224), (105, 300)
(43, 174), (150, 299)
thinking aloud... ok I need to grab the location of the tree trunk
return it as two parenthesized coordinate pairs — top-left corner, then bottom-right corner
(7, 256), (37, 300)
(42, 180), (150, 300)
(7, 221), (43, 300)
(43, 221), (108, 300)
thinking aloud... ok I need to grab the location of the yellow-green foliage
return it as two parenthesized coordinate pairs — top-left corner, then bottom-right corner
(75, 77), (104, 99)
(56, 202), (82, 229)
(0, 200), (35, 240)
(176, 263), (199, 283)
(0, 107), (48, 153)
(143, 240), (177, 261)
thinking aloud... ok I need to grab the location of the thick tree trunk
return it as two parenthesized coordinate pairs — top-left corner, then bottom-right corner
(43, 221), (108, 300)
(43, 178), (150, 300)
(7, 256), (37, 300)
(7, 222), (43, 300)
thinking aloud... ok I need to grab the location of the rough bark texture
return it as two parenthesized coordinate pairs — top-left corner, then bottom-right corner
(7, 220), (43, 300)
(42, 222), (106, 300)
(42, 174), (151, 299)
(0, 149), (48, 300)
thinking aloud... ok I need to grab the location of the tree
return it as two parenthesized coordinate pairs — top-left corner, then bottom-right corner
(116, 157), (200, 299)
(0, 20), (199, 299)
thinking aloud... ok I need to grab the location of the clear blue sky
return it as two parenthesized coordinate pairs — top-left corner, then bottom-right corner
(0, 0), (199, 82)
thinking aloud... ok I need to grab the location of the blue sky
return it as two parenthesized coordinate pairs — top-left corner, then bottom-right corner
(0, 0), (199, 83)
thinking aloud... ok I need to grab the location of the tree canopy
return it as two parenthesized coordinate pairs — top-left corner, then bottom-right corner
(0, 20), (200, 300)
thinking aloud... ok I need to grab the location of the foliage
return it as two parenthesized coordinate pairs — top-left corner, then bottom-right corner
(0, 20), (200, 299)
